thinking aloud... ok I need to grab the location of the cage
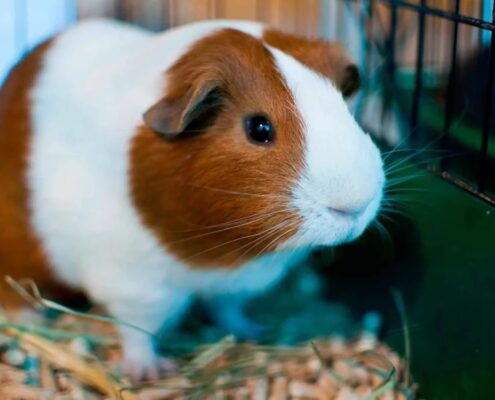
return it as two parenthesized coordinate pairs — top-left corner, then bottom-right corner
(0, 1), (494, 399)
(330, 2), (495, 399)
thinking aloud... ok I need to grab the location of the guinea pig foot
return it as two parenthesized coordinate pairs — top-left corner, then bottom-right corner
(122, 353), (178, 383)
(120, 335), (175, 383)
(157, 356), (179, 374)
(122, 353), (160, 383)
(213, 307), (266, 340)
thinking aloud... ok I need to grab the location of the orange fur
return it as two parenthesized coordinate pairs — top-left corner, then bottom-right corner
(130, 29), (304, 269)
(0, 41), (83, 309)
(263, 29), (360, 97)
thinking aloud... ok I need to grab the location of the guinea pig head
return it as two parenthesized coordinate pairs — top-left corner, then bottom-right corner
(130, 28), (384, 269)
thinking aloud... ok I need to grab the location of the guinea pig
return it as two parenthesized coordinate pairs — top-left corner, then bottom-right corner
(0, 19), (384, 379)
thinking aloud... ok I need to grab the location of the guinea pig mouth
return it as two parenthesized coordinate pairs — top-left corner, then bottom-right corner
(326, 207), (366, 233)
(282, 177), (384, 249)
(326, 207), (362, 219)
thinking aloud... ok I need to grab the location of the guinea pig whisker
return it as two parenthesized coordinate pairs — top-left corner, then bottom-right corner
(380, 125), (421, 164)
(386, 197), (429, 207)
(381, 119), (447, 163)
(182, 181), (284, 200)
(383, 146), (462, 177)
(381, 144), (447, 164)
(223, 225), (287, 265)
(381, 210), (409, 220)
(181, 216), (297, 262)
(382, 132), (454, 173)
(379, 199), (410, 212)
(224, 217), (298, 263)
(241, 219), (298, 258)
(378, 208), (409, 219)
(384, 189), (430, 197)
(375, 212), (396, 225)
(384, 182), (427, 194)
(381, 195), (428, 209)
(379, 198), (411, 214)
(232, 226), (295, 267)
(228, 217), (298, 256)
(384, 156), (438, 176)
(381, 194), (410, 205)
(384, 153), (429, 175)
(225, 218), (299, 265)
(251, 223), (299, 261)
(148, 208), (289, 234)
(167, 208), (294, 244)
(390, 150), (463, 177)
(381, 147), (448, 158)
(385, 173), (428, 187)
(379, 196), (410, 212)
(369, 218), (393, 245)
(176, 208), (292, 232)
(384, 192), (430, 202)
(385, 167), (429, 180)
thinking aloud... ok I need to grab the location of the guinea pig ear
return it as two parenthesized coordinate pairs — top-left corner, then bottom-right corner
(338, 64), (360, 98)
(143, 80), (224, 138)
(263, 29), (361, 97)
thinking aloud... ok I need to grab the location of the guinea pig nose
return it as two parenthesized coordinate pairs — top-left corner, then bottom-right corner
(327, 206), (364, 217)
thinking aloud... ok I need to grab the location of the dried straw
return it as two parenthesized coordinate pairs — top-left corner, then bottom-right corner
(0, 277), (417, 399)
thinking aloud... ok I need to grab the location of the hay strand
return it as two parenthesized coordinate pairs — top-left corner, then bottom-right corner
(1, 327), (136, 400)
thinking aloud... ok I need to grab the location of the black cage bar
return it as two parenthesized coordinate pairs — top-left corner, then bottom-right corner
(363, 0), (495, 206)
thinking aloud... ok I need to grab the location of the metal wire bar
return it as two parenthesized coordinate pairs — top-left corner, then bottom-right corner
(438, 170), (495, 208)
(478, 1), (495, 192)
(364, 2), (372, 86)
(114, 0), (125, 21)
(381, 2), (397, 128)
(440, 0), (460, 171)
(369, 0), (495, 204)
(409, 0), (426, 141)
(373, 0), (495, 31)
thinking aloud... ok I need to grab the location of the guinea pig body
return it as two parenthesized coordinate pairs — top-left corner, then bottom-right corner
(0, 19), (384, 378)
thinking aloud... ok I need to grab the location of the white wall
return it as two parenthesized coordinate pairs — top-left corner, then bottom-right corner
(0, 0), (76, 84)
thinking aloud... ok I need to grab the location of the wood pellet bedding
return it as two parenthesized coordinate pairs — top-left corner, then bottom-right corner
(0, 269), (417, 399)
(0, 310), (417, 400)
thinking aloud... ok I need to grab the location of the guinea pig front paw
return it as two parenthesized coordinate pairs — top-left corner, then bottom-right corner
(120, 330), (177, 383)
(122, 346), (161, 382)
(122, 347), (177, 383)
(212, 305), (266, 340)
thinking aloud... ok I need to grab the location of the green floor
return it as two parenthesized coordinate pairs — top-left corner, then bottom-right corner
(394, 172), (495, 399)
(325, 165), (495, 399)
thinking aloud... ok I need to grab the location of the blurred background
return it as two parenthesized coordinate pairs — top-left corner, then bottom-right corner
(1, 0), (494, 198)
(1, 1), (495, 398)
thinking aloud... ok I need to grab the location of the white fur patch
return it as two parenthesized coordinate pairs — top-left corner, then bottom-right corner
(266, 47), (384, 249)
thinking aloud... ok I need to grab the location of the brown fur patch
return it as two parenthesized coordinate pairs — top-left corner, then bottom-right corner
(0, 41), (84, 309)
(130, 29), (304, 269)
(263, 29), (360, 97)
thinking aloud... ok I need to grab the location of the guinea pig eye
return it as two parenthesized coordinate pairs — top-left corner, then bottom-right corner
(244, 114), (275, 145)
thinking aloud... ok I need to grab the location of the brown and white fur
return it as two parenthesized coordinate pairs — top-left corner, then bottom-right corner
(0, 19), (384, 378)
